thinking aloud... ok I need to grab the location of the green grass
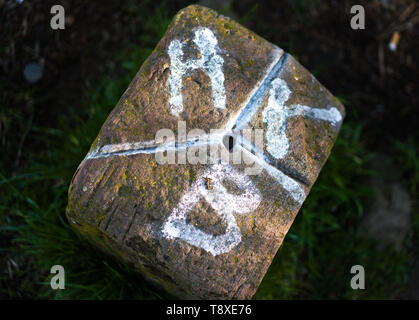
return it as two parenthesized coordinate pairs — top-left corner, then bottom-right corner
(0, 5), (173, 300)
(254, 123), (414, 299)
(1, 3), (417, 300)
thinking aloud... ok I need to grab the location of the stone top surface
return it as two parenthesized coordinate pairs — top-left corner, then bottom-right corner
(91, 5), (283, 151)
(66, 5), (345, 299)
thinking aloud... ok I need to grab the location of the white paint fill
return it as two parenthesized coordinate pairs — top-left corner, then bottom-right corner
(168, 28), (226, 116)
(239, 146), (306, 204)
(263, 78), (342, 159)
(161, 163), (261, 256)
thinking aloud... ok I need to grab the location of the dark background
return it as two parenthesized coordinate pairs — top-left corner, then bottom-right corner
(1, 0), (418, 299)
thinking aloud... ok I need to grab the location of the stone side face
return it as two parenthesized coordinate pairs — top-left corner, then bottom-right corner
(66, 4), (345, 299)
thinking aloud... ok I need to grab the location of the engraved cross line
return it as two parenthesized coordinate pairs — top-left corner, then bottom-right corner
(82, 28), (342, 255)
(83, 27), (342, 204)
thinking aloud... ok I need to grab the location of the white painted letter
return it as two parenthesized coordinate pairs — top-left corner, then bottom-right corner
(263, 77), (342, 160)
(162, 164), (261, 255)
(167, 28), (226, 116)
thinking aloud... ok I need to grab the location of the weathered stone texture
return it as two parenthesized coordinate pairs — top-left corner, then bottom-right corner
(66, 5), (345, 299)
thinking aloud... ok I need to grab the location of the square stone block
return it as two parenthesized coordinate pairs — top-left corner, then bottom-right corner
(66, 4), (345, 299)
